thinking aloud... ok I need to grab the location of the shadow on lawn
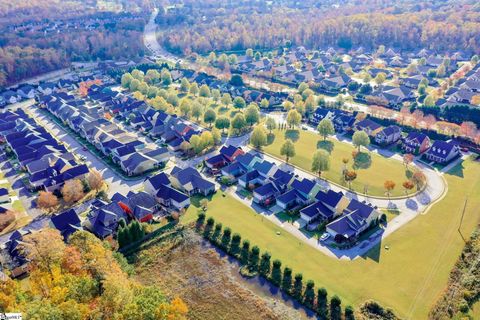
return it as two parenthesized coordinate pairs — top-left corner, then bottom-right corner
(316, 140), (334, 153)
(353, 152), (372, 170)
(361, 240), (382, 263)
(284, 129), (300, 142)
(266, 133), (276, 146)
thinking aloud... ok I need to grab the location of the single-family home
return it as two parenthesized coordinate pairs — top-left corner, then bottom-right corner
(0, 188), (9, 203)
(17, 85), (36, 99)
(170, 166), (216, 196)
(326, 199), (379, 242)
(375, 125), (402, 145)
(50, 209), (82, 241)
(402, 132), (430, 154)
(299, 189), (348, 224)
(355, 118), (383, 137)
(425, 140), (460, 164)
(144, 172), (171, 195)
(155, 184), (190, 212)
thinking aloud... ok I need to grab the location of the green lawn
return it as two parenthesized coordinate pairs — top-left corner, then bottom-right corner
(263, 129), (412, 197)
(182, 158), (480, 319)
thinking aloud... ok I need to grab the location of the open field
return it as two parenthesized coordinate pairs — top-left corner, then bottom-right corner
(133, 230), (308, 320)
(182, 157), (480, 318)
(262, 128), (412, 197)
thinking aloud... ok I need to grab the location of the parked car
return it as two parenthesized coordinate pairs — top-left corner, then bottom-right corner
(320, 233), (330, 241)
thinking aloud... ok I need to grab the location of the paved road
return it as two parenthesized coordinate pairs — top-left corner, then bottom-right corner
(144, 9), (179, 64)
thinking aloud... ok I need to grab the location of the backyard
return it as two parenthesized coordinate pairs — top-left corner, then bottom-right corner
(262, 128), (414, 197)
(182, 157), (480, 319)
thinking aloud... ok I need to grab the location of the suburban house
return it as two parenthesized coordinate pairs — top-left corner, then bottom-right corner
(50, 209), (82, 241)
(170, 166), (216, 196)
(252, 169), (294, 206)
(0, 188), (9, 203)
(17, 85), (36, 99)
(326, 199), (380, 242)
(375, 125), (402, 145)
(402, 132), (431, 154)
(238, 160), (276, 189)
(425, 140), (460, 164)
(2, 91), (19, 104)
(299, 189), (348, 224)
(204, 145), (244, 173)
(155, 184), (191, 212)
(144, 172), (171, 195)
(355, 118), (383, 137)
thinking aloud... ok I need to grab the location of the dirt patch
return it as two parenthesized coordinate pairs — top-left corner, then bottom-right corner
(133, 230), (307, 320)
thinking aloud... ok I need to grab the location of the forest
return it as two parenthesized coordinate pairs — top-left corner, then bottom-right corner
(158, 0), (480, 56)
(0, 0), (151, 87)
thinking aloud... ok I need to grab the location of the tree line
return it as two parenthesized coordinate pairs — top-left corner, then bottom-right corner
(195, 212), (355, 320)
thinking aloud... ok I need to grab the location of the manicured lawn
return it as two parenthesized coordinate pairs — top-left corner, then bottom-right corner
(182, 158), (480, 319)
(263, 129), (411, 197)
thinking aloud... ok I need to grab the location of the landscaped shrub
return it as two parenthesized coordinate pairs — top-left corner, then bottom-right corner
(259, 252), (271, 276)
(248, 245), (260, 271)
(303, 280), (315, 308)
(282, 267), (292, 293)
(330, 295), (342, 320)
(220, 227), (232, 250)
(240, 240), (250, 264)
(211, 223), (223, 243)
(230, 233), (241, 256)
(293, 273), (304, 301)
(271, 259), (283, 286)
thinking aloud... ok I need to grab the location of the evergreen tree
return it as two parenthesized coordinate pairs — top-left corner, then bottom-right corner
(303, 280), (315, 309)
(118, 218), (127, 229)
(259, 252), (271, 277)
(196, 212), (206, 226)
(282, 267), (292, 293)
(220, 227), (232, 250)
(230, 233), (241, 256)
(271, 259), (282, 286)
(211, 223), (223, 243)
(345, 305), (355, 320)
(248, 245), (260, 271)
(240, 240), (250, 264)
(117, 227), (127, 248)
(330, 295), (342, 320)
(317, 287), (328, 320)
(293, 273), (303, 301)
(203, 217), (215, 238)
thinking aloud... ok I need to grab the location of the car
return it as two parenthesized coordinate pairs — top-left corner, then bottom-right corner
(320, 233), (330, 241)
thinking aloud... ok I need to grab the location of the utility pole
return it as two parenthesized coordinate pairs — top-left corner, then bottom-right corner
(458, 197), (468, 243)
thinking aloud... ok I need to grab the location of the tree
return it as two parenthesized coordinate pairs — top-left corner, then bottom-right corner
(180, 78), (190, 92)
(203, 108), (216, 127)
(231, 113), (247, 133)
(330, 295), (342, 320)
(317, 118), (335, 140)
(230, 233), (241, 256)
(298, 82), (309, 94)
(180, 141), (191, 155)
(129, 78), (140, 91)
(265, 117), (276, 134)
(280, 139), (296, 163)
(179, 99), (192, 117)
(199, 84), (211, 97)
(412, 170), (426, 190)
(211, 89), (221, 101)
(200, 131), (214, 149)
(292, 273), (303, 301)
(248, 245), (260, 271)
(62, 179), (84, 204)
(282, 267), (292, 293)
(230, 74), (244, 87)
(259, 252), (271, 277)
(384, 180), (396, 199)
(271, 259), (282, 286)
(317, 288), (328, 319)
(221, 93), (232, 106)
(233, 96), (246, 109)
(459, 121), (477, 138)
(121, 73), (133, 88)
(189, 135), (203, 154)
(240, 240), (250, 264)
(303, 280), (315, 309)
(402, 180), (415, 195)
(220, 227), (232, 250)
(160, 68), (172, 86)
(189, 82), (199, 96)
(286, 109), (301, 128)
(250, 125), (268, 149)
(0, 210), (15, 231)
(191, 102), (203, 121)
(344, 170), (357, 189)
(254, 51), (261, 61)
(403, 153), (414, 168)
(215, 116), (230, 134)
(87, 169), (103, 191)
(211, 127), (222, 145)
(374, 72), (387, 85)
(352, 131), (370, 151)
(424, 95), (435, 107)
(312, 149), (330, 178)
(345, 305), (355, 320)
(145, 69), (160, 84)
(260, 98), (269, 109)
(37, 191), (59, 209)
(245, 104), (260, 126)
(246, 48), (253, 57)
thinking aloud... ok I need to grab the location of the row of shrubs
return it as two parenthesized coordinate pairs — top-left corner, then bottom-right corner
(196, 212), (355, 320)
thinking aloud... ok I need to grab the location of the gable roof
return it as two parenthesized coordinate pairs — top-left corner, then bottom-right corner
(50, 209), (82, 240)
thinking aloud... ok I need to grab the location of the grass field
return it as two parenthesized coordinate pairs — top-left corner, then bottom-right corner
(262, 129), (412, 197)
(182, 157), (480, 318)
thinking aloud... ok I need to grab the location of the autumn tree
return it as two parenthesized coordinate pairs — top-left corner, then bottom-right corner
(37, 191), (59, 209)
(0, 209), (15, 231)
(402, 180), (415, 195)
(403, 153), (414, 168)
(312, 149), (330, 178)
(412, 170), (427, 190)
(344, 170), (357, 189)
(384, 180), (396, 199)
(280, 139), (296, 163)
(87, 169), (104, 191)
(61, 179), (85, 204)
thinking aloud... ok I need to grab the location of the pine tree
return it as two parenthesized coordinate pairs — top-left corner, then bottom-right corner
(259, 252), (271, 277)
(282, 267), (292, 293)
(240, 240), (250, 264)
(293, 273), (303, 300)
(271, 260), (282, 286)
(220, 227), (232, 250)
(248, 245), (260, 271)
(330, 295), (342, 320)
(303, 280), (315, 308)
(230, 233), (241, 256)
(316, 287), (328, 319)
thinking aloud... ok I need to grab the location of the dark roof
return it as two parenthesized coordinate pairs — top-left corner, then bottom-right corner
(219, 145), (241, 158)
(156, 185), (189, 203)
(426, 140), (458, 159)
(0, 188), (8, 196)
(315, 189), (344, 208)
(253, 182), (278, 197)
(146, 172), (171, 190)
(379, 125), (401, 137)
(300, 200), (334, 219)
(291, 178), (316, 196)
(356, 118), (382, 132)
(50, 209), (82, 240)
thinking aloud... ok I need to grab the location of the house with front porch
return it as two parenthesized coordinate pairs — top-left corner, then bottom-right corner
(425, 140), (460, 164)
